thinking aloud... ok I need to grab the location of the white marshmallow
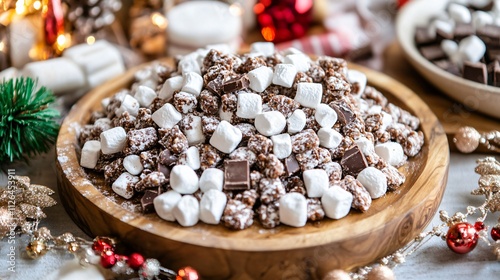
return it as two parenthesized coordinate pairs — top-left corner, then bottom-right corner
(272, 64), (297, 88)
(472, 11), (494, 30)
(180, 146), (201, 170)
(432, 19), (455, 37)
(294, 83), (322, 109)
(101, 97), (110, 110)
(315, 103), (338, 128)
(115, 94), (139, 117)
(470, 0), (492, 9)
(182, 115), (205, 145)
(367, 105), (383, 115)
(152, 103), (182, 129)
(321, 186), (353, 219)
(100, 127), (127, 154)
(282, 47), (304, 55)
(209, 120), (243, 153)
(182, 72), (203, 96)
(380, 111), (393, 131)
(134, 85), (157, 107)
(284, 54), (310, 72)
(271, 133), (292, 159)
(250, 42), (275, 57)
(254, 111), (287, 136)
(112, 172), (139, 199)
(357, 167), (388, 199)
(159, 76), (183, 100)
(154, 191), (182, 222)
(173, 195), (200, 227)
(199, 189), (227, 224)
(317, 128), (343, 149)
(303, 169), (329, 198)
(170, 165), (199, 194)
(448, 3), (472, 24)
(178, 55), (201, 75)
(287, 109), (307, 134)
(80, 140), (101, 169)
(347, 69), (367, 96)
(441, 39), (458, 58)
(123, 154), (143, 175)
(458, 35), (486, 63)
(236, 92), (263, 119)
(279, 193), (308, 227)
(199, 168), (225, 192)
(354, 137), (375, 155)
(375, 142), (406, 167)
(248, 66), (274, 92)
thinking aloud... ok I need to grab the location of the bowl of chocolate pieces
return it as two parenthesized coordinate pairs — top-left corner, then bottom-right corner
(397, 0), (500, 119)
(56, 42), (448, 279)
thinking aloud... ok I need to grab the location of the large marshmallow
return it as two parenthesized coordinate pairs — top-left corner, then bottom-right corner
(123, 154), (143, 175)
(112, 172), (139, 199)
(173, 195), (200, 227)
(152, 103), (182, 129)
(199, 189), (227, 224)
(80, 140), (101, 169)
(375, 142), (406, 167)
(154, 191), (182, 222)
(236, 92), (263, 119)
(271, 133), (292, 159)
(182, 115), (205, 145)
(250, 42), (275, 56)
(255, 111), (286, 136)
(199, 168), (225, 192)
(347, 69), (367, 96)
(134, 85), (157, 107)
(441, 39), (458, 58)
(357, 167), (388, 199)
(354, 137), (375, 155)
(180, 146), (201, 170)
(458, 35), (486, 63)
(284, 54), (310, 72)
(317, 128), (343, 149)
(170, 165), (199, 194)
(287, 109), (307, 134)
(182, 72), (203, 96)
(303, 169), (329, 198)
(115, 94), (139, 117)
(159, 76), (183, 100)
(272, 64), (297, 88)
(100, 127), (127, 154)
(210, 120), (242, 153)
(321, 186), (353, 219)
(248, 66), (273, 92)
(315, 103), (338, 128)
(449, 3), (472, 24)
(294, 83), (322, 109)
(279, 193), (308, 227)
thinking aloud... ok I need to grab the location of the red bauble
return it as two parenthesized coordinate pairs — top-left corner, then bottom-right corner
(176, 266), (199, 280)
(100, 250), (117, 268)
(446, 222), (479, 254)
(44, 0), (64, 45)
(92, 238), (113, 253)
(127, 253), (145, 270)
(491, 227), (500, 241)
(255, 0), (313, 43)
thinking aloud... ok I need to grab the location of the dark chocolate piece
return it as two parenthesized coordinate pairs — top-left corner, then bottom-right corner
(340, 145), (368, 177)
(453, 23), (475, 41)
(284, 155), (300, 176)
(206, 79), (223, 95)
(224, 160), (250, 190)
(141, 189), (159, 214)
(434, 59), (461, 76)
(477, 24), (500, 47)
(414, 27), (436, 46)
(157, 163), (171, 179)
(159, 149), (178, 166)
(419, 45), (446, 61)
(487, 48), (500, 62)
(222, 75), (249, 93)
(463, 61), (488, 84)
(331, 102), (354, 126)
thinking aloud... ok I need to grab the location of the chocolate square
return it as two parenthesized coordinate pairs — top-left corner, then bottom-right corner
(340, 145), (368, 177)
(433, 59), (461, 76)
(284, 155), (300, 176)
(463, 61), (488, 84)
(331, 102), (354, 126)
(477, 24), (500, 47)
(224, 160), (250, 190)
(419, 45), (446, 61)
(159, 149), (178, 166)
(453, 23), (475, 41)
(222, 75), (249, 93)
(141, 189), (160, 214)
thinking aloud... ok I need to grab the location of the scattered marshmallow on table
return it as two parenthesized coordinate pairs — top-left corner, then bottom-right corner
(448, 3), (472, 24)
(287, 109), (307, 134)
(115, 94), (139, 117)
(199, 168), (225, 192)
(294, 83), (322, 109)
(236, 92), (263, 119)
(199, 189), (228, 224)
(357, 167), (388, 199)
(80, 140), (101, 169)
(112, 172), (139, 199)
(173, 195), (200, 227)
(182, 72), (203, 96)
(180, 146), (201, 170)
(134, 85), (157, 107)
(284, 54), (310, 72)
(159, 76), (183, 100)
(321, 186), (353, 219)
(151, 103), (182, 129)
(154, 191), (182, 222)
(279, 193), (308, 227)
(272, 64), (298, 88)
(303, 169), (329, 198)
(250, 42), (275, 57)
(458, 35), (486, 63)
(375, 142), (406, 167)
(100, 127), (127, 154)
(123, 154), (143, 175)
(210, 120), (243, 153)
(271, 133), (292, 159)
(255, 111), (287, 136)
(347, 69), (367, 96)
(248, 66), (273, 93)
(315, 103), (338, 128)
(170, 165), (199, 194)
(317, 128), (343, 149)
(182, 115), (205, 145)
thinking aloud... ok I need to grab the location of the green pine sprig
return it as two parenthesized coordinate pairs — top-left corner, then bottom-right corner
(0, 77), (60, 163)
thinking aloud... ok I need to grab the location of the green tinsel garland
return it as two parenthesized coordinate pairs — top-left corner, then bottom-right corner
(0, 77), (60, 163)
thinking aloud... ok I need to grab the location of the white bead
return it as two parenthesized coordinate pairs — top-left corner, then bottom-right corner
(182, 115), (205, 145)
(321, 186), (353, 219)
(170, 165), (199, 194)
(154, 191), (182, 222)
(279, 192), (308, 227)
(284, 53), (310, 72)
(315, 103), (338, 128)
(271, 133), (292, 159)
(272, 63), (298, 88)
(248, 66), (274, 93)
(458, 35), (486, 63)
(448, 3), (472, 24)
(151, 103), (182, 129)
(287, 109), (307, 134)
(180, 146), (201, 170)
(472, 11), (493, 30)
(375, 142), (406, 167)
(181, 72), (203, 96)
(80, 140), (101, 169)
(441, 39), (458, 58)
(112, 172), (139, 199)
(159, 76), (183, 100)
(134, 85), (157, 107)
(254, 111), (287, 136)
(199, 168), (225, 192)
(303, 169), (329, 198)
(354, 137), (375, 155)
(123, 154), (143, 175)
(173, 195), (200, 227)
(100, 127), (127, 154)
(209, 120), (243, 153)
(317, 128), (343, 149)
(115, 95), (139, 117)
(199, 189), (227, 224)
(357, 167), (388, 199)
(250, 42), (275, 56)
(236, 92), (263, 119)
(347, 69), (367, 96)
(294, 83), (322, 109)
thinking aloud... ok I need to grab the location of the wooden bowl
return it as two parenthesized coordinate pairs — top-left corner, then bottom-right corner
(56, 61), (449, 279)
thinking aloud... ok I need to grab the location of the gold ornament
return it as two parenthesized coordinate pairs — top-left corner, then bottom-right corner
(453, 126), (500, 154)
(26, 239), (48, 259)
(366, 266), (395, 280)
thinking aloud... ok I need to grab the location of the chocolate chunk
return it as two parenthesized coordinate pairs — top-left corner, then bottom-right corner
(487, 48), (500, 62)
(463, 61), (487, 84)
(222, 75), (249, 93)
(453, 23), (474, 41)
(157, 163), (171, 179)
(340, 145), (368, 177)
(206, 79), (223, 95)
(477, 24), (500, 47)
(414, 27), (436, 46)
(331, 102), (354, 126)
(159, 149), (178, 166)
(419, 45), (446, 61)
(489, 60), (500, 87)
(224, 160), (250, 190)
(141, 189), (159, 214)
(284, 155), (300, 176)
(433, 59), (460, 76)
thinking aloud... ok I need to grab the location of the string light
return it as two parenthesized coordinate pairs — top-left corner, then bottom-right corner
(86, 35), (95, 45)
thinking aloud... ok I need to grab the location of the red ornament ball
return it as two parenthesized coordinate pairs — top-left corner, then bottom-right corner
(100, 250), (117, 268)
(491, 227), (500, 241)
(127, 253), (145, 270)
(92, 238), (113, 253)
(177, 266), (199, 280)
(446, 222), (479, 254)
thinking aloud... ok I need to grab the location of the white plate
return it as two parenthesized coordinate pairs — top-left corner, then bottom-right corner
(396, 0), (500, 119)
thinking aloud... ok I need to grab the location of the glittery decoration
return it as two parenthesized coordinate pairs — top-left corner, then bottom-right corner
(454, 126), (500, 154)
(0, 208), (11, 238)
(323, 269), (352, 280)
(366, 265), (395, 280)
(26, 240), (48, 259)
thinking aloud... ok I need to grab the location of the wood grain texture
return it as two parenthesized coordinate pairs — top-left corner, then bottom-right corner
(56, 61), (449, 280)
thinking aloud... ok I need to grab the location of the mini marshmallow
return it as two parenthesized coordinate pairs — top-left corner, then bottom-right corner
(80, 140), (101, 169)
(321, 186), (353, 219)
(123, 154), (143, 175)
(248, 66), (273, 92)
(154, 191), (182, 221)
(250, 42), (275, 57)
(181, 146), (201, 170)
(100, 127), (127, 154)
(170, 165), (199, 194)
(159, 76), (183, 100)
(380, 111), (393, 131)
(271, 133), (292, 159)
(317, 128), (343, 149)
(112, 172), (139, 199)
(458, 35), (486, 63)
(354, 137), (375, 155)
(315, 103), (338, 128)
(347, 69), (367, 96)
(134, 85), (157, 107)
(367, 105), (382, 115)
(115, 94), (139, 117)
(236, 92), (263, 119)
(294, 83), (322, 109)
(178, 54), (201, 75)
(101, 97), (110, 110)
(173, 195), (200, 227)
(199, 189), (227, 224)
(282, 47), (304, 55)
(303, 169), (329, 198)
(441, 39), (458, 58)
(182, 115), (205, 145)
(357, 167), (388, 199)
(272, 64), (298, 88)
(152, 103), (182, 129)
(448, 3), (472, 24)
(431, 19), (455, 37)
(472, 11), (493, 30)
(375, 142), (406, 167)
(279, 192), (308, 227)
(287, 109), (307, 134)
(199, 168), (225, 192)
(284, 54), (310, 72)
(182, 72), (203, 96)
(210, 120), (243, 153)
(255, 111), (287, 136)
